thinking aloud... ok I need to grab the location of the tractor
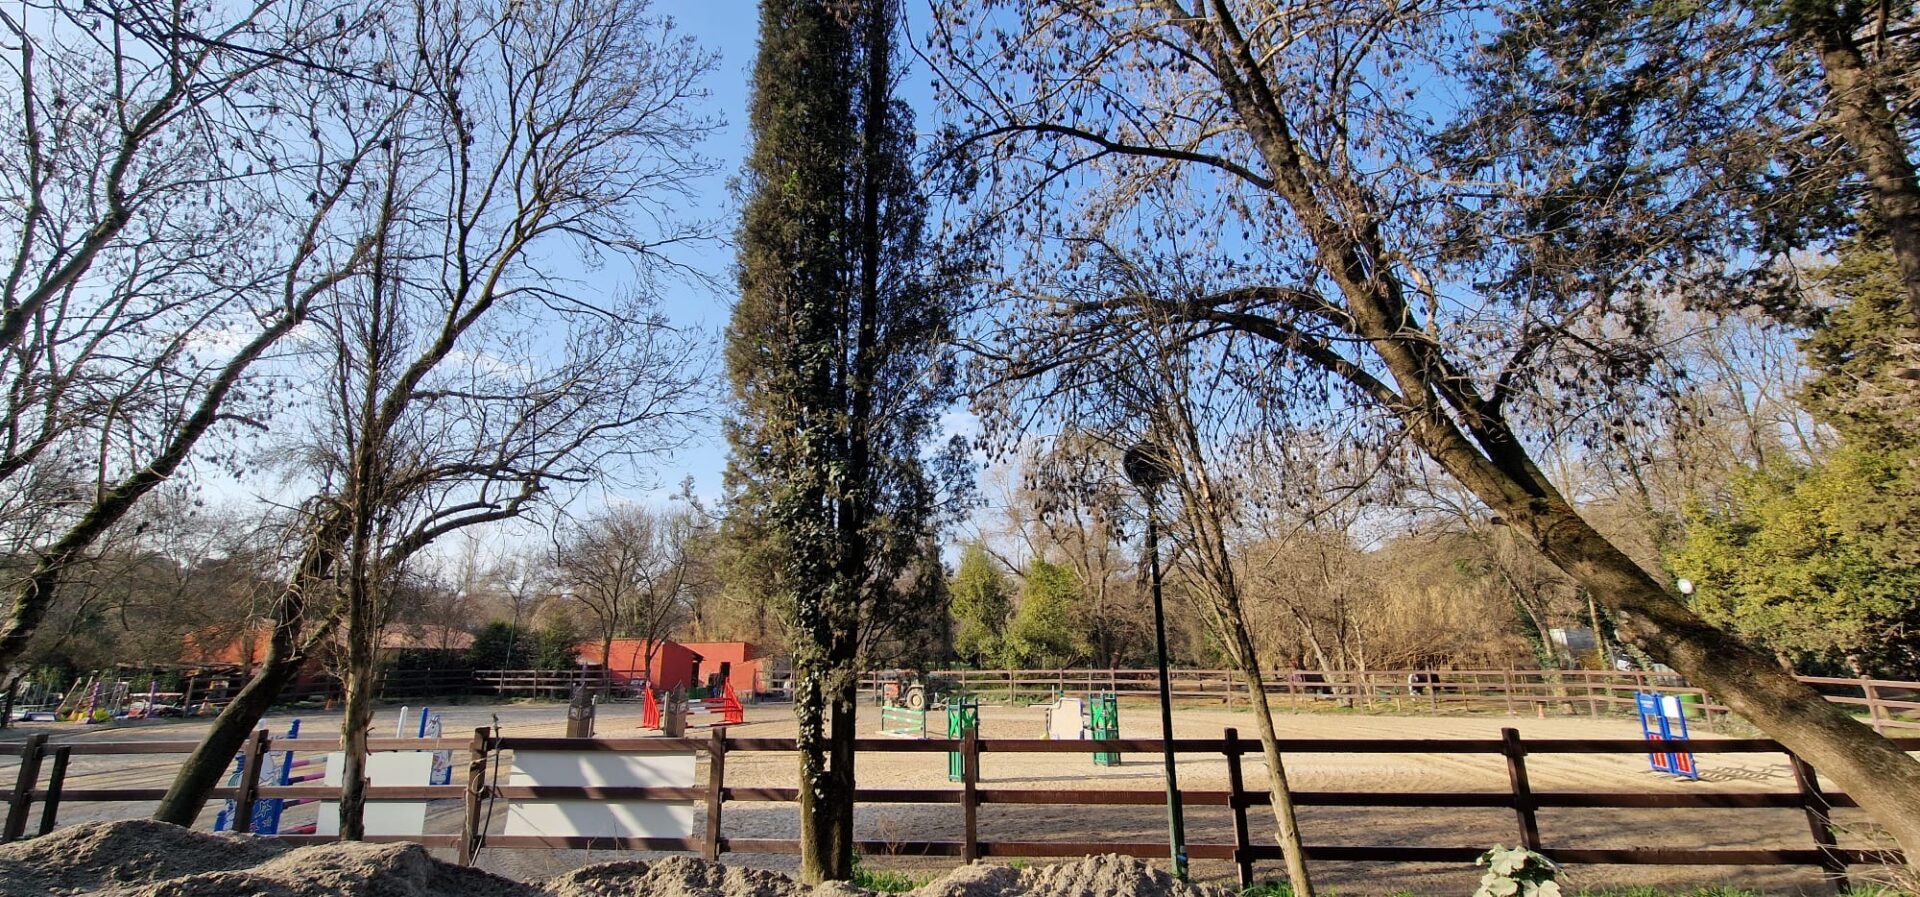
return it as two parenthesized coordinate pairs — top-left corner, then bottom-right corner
(876, 668), (947, 711)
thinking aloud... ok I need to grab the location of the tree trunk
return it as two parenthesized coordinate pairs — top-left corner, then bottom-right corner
(1221, 626), (1313, 896)
(1792, 0), (1920, 322)
(154, 511), (346, 826)
(794, 651), (837, 883)
(1503, 490), (1920, 859)
(1161, 414), (1316, 896)
(827, 673), (859, 878)
(600, 632), (615, 699)
(338, 585), (377, 840)
(1177, 0), (1920, 858)
(151, 632), (323, 825)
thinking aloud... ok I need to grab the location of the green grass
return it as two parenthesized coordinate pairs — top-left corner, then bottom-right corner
(1575, 888), (1762, 897)
(850, 857), (930, 893)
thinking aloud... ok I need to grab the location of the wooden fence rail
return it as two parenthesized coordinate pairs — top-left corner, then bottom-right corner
(874, 668), (1920, 732)
(78, 667), (1911, 733)
(0, 729), (1911, 887)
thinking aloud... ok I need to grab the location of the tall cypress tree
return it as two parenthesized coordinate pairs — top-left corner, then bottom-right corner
(725, 0), (966, 881)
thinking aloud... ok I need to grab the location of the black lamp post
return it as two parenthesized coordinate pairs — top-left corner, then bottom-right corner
(1123, 441), (1189, 881)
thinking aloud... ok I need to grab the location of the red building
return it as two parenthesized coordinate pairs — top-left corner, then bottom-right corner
(573, 638), (702, 690)
(574, 639), (773, 694)
(681, 641), (771, 694)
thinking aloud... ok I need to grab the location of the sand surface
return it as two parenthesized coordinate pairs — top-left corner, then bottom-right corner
(0, 699), (1879, 895)
(0, 821), (1226, 897)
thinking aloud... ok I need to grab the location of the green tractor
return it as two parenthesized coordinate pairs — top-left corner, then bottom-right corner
(876, 668), (948, 711)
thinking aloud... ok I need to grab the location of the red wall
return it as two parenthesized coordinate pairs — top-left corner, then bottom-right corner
(680, 642), (766, 694)
(575, 639), (700, 690)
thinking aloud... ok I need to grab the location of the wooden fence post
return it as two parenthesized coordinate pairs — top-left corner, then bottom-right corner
(1500, 728), (1541, 851)
(1224, 728), (1253, 889)
(37, 747), (69, 837)
(1501, 671), (1516, 716)
(230, 729), (269, 834)
(458, 727), (491, 866)
(1860, 677), (1884, 734)
(962, 727), (979, 863)
(3, 733), (46, 842)
(704, 728), (728, 861)
(1787, 752), (1849, 887)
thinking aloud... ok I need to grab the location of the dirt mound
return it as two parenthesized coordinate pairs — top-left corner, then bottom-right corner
(0, 820), (285, 897)
(547, 856), (816, 897)
(129, 842), (545, 897)
(0, 821), (1223, 897)
(916, 855), (1229, 897)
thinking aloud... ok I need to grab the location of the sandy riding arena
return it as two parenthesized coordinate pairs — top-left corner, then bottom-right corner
(0, 700), (1886, 895)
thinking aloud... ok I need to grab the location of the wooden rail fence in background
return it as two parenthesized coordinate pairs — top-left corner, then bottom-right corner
(867, 668), (1920, 733)
(0, 729), (1909, 887)
(60, 668), (1911, 734)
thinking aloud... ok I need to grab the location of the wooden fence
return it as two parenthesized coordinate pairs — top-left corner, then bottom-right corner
(885, 668), (1920, 732)
(0, 728), (1909, 886)
(80, 667), (1914, 733)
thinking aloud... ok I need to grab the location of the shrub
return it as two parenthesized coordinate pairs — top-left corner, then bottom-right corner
(1475, 846), (1560, 897)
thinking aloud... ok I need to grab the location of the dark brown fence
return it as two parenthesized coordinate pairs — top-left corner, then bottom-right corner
(86, 668), (1912, 733)
(885, 668), (1920, 732)
(1, 729), (1910, 886)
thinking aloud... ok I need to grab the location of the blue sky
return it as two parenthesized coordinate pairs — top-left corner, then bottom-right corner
(621, 2), (755, 505)
(196, 1), (977, 549)
(619, 1), (959, 510)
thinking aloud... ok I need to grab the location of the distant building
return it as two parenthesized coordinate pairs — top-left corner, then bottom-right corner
(573, 638), (701, 690)
(681, 641), (773, 694)
(573, 639), (776, 694)
(183, 621), (473, 669)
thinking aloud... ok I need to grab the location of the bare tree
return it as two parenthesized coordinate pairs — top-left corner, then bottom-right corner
(482, 549), (552, 663)
(938, 0), (1920, 863)
(998, 316), (1317, 895)
(554, 504), (709, 693)
(1013, 440), (1150, 667)
(0, 0), (392, 674)
(153, 0), (716, 831)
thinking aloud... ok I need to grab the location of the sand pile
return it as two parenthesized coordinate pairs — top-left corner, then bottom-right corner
(914, 856), (1228, 897)
(0, 819), (284, 896)
(548, 857), (815, 897)
(0, 822), (1225, 897)
(133, 842), (547, 897)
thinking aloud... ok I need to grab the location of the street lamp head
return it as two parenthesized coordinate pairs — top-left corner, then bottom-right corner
(1123, 442), (1173, 492)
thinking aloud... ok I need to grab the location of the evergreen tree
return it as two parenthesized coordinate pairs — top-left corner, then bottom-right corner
(1004, 558), (1088, 668)
(724, 0), (968, 880)
(949, 542), (1011, 665)
(1673, 243), (1920, 675)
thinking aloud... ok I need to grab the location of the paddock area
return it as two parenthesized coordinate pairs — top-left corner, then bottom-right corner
(0, 700), (1889, 895)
